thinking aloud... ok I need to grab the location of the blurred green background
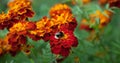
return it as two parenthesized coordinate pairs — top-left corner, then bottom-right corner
(0, 0), (120, 63)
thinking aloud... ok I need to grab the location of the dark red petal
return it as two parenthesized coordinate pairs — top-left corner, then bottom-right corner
(51, 45), (61, 54)
(42, 33), (51, 42)
(18, 35), (27, 44)
(60, 48), (70, 57)
(25, 9), (34, 18)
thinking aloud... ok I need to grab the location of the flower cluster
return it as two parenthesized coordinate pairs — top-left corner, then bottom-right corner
(0, 0), (78, 57)
(0, 0), (35, 56)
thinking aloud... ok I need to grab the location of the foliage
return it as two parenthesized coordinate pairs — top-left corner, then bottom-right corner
(0, 0), (120, 63)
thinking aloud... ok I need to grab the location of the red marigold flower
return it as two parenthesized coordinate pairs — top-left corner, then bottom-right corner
(49, 4), (77, 30)
(49, 25), (78, 57)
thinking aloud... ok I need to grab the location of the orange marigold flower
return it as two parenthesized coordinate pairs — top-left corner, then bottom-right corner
(49, 3), (71, 17)
(7, 0), (34, 20)
(0, 0), (34, 30)
(95, 10), (113, 28)
(79, 10), (113, 31)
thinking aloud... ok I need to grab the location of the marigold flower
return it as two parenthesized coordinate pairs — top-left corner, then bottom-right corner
(80, 9), (113, 31)
(7, 0), (34, 20)
(95, 10), (113, 28)
(49, 25), (78, 57)
(0, 0), (35, 30)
